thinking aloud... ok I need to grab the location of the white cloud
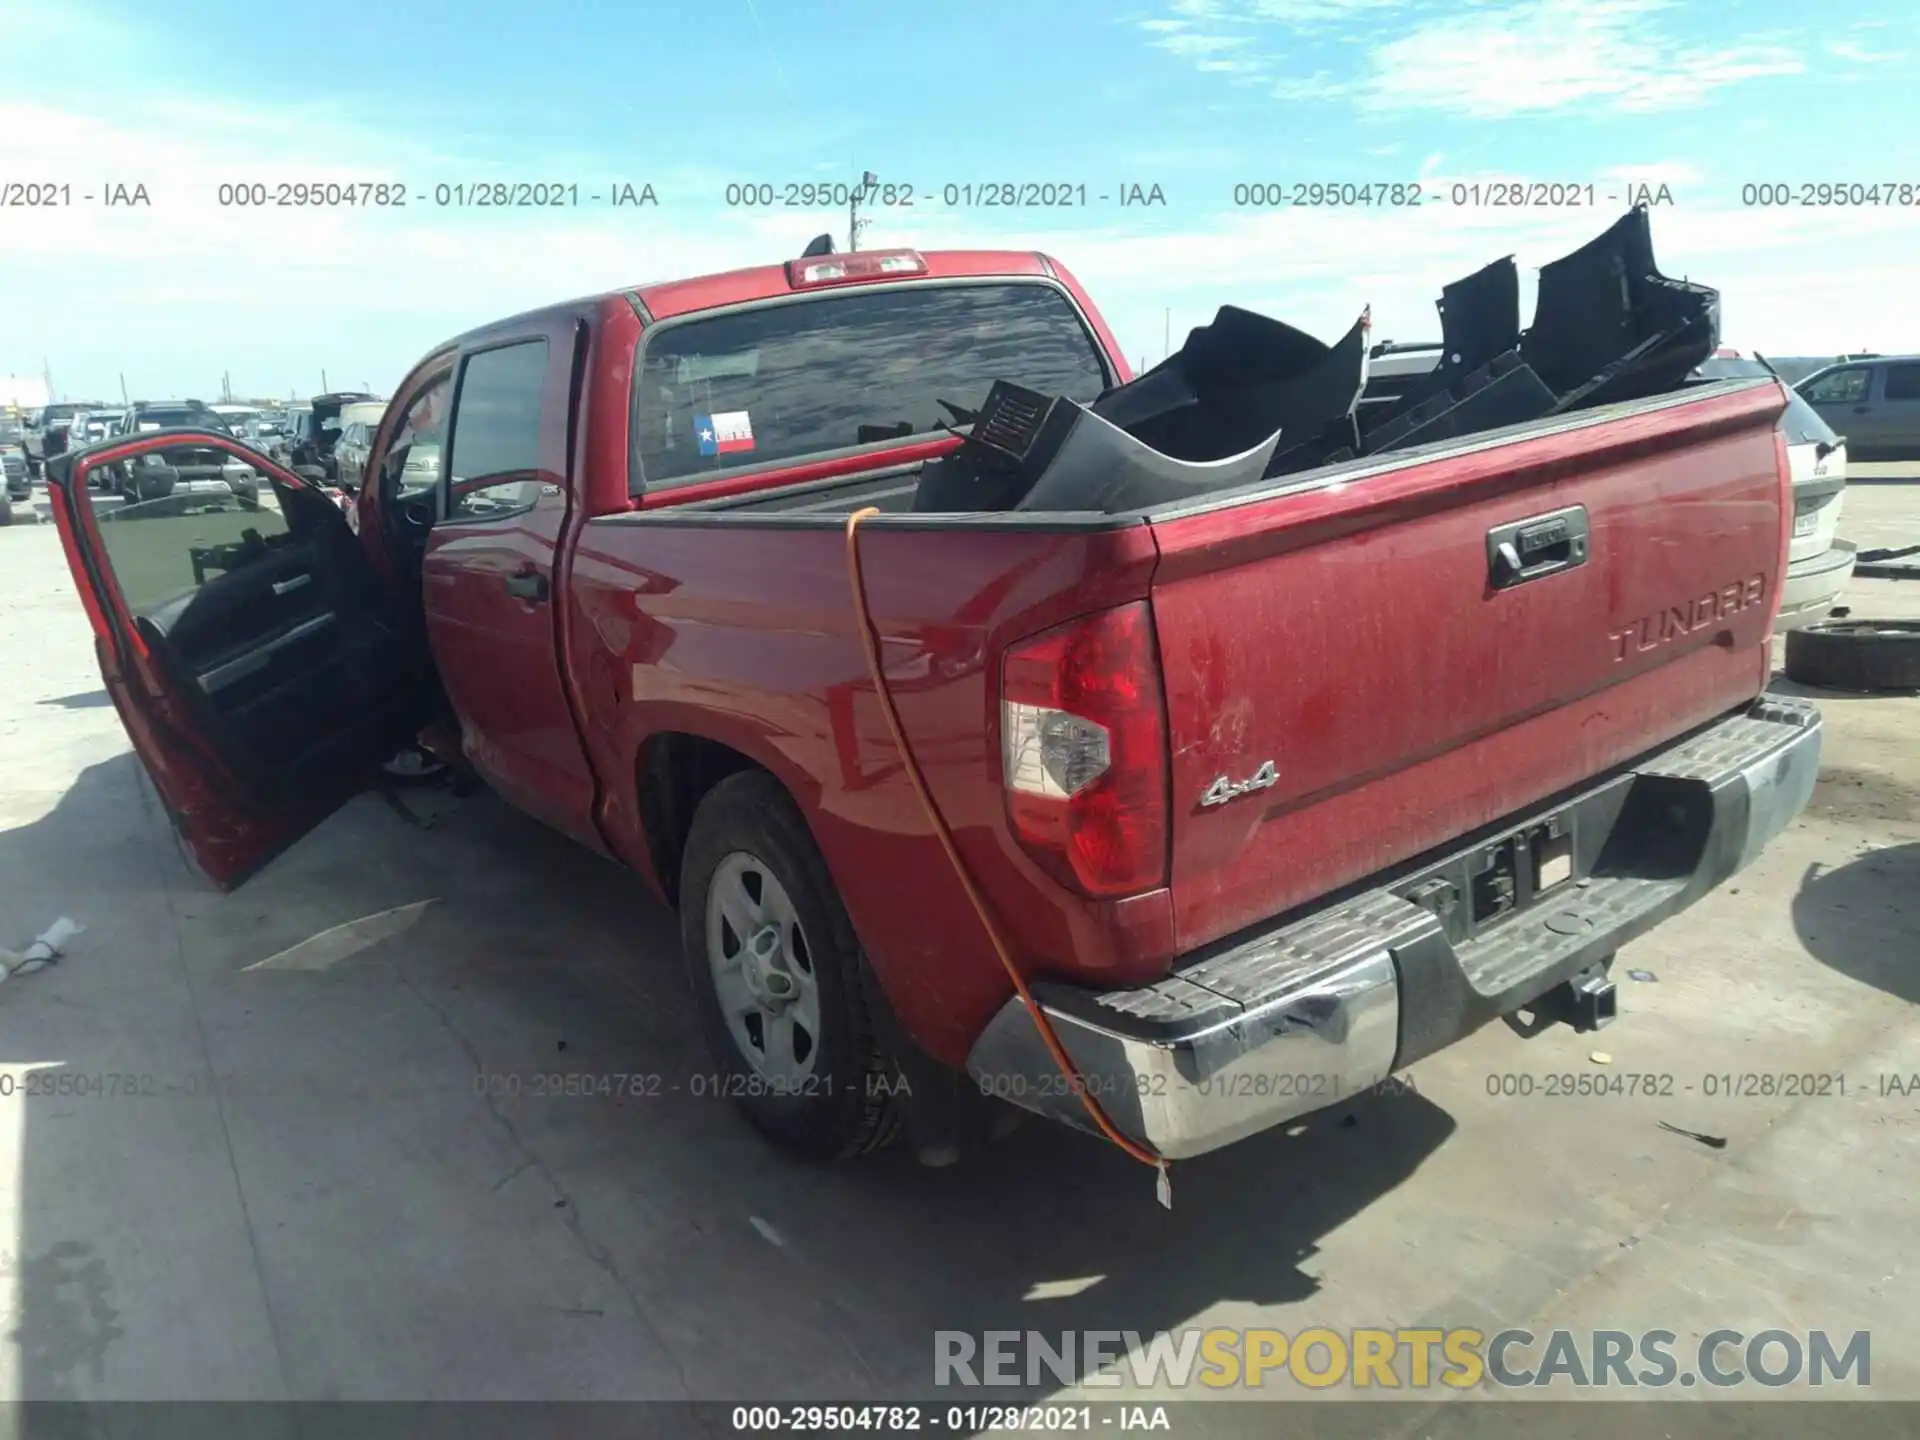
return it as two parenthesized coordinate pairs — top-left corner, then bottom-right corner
(0, 98), (831, 400)
(1136, 0), (1408, 93)
(1358, 0), (1804, 118)
(1825, 37), (1905, 63)
(1241, 0), (1405, 18)
(1269, 71), (1352, 101)
(1138, 0), (1810, 116)
(6, 94), (1914, 402)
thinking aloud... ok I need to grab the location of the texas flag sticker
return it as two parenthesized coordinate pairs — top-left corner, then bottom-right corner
(696, 410), (755, 456)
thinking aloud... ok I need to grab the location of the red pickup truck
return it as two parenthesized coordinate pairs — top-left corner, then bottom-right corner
(47, 236), (1821, 1170)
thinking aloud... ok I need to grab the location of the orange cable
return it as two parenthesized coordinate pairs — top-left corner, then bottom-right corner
(843, 507), (1170, 1190)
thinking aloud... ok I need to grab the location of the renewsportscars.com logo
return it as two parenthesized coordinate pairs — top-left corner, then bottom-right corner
(934, 1327), (1872, 1392)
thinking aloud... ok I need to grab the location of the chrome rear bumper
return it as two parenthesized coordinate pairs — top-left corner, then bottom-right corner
(966, 696), (1823, 1159)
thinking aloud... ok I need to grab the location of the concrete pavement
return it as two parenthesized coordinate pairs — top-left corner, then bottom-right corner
(0, 479), (1915, 1426)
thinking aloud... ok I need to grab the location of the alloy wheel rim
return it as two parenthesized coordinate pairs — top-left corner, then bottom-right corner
(705, 851), (822, 1083)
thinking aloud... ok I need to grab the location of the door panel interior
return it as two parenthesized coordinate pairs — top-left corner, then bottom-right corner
(95, 474), (419, 804)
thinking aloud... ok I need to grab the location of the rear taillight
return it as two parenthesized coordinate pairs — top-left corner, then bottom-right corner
(1000, 601), (1169, 898)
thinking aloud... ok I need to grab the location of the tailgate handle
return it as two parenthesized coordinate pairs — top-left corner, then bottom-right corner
(1488, 506), (1589, 590)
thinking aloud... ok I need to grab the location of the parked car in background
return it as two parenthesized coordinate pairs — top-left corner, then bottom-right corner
(237, 412), (292, 461)
(68, 408), (124, 449)
(104, 400), (263, 501)
(1696, 350), (1853, 628)
(211, 404), (263, 439)
(3, 445), (27, 502)
(1797, 354), (1920, 461)
(279, 404), (312, 458)
(329, 400), (389, 492)
(1357, 340), (1444, 427)
(288, 392), (381, 480)
(22, 402), (92, 477)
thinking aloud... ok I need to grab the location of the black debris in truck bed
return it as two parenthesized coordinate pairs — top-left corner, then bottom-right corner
(918, 203), (1720, 515)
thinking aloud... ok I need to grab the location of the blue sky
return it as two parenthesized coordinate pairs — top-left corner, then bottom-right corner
(3, 0), (1917, 403)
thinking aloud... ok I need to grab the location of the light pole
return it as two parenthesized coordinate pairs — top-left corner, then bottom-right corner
(849, 169), (878, 252)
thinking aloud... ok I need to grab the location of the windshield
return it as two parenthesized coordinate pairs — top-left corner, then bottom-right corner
(41, 404), (81, 422)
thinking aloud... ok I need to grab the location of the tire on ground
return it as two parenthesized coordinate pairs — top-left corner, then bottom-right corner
(679, 769), (904, 1160)
(1784, 620), (1920, 693)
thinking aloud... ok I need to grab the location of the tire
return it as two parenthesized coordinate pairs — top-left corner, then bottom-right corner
(1784, 620), (1920, 693)
(134, 465), (176, 502)
(679, 770), (903, 1160)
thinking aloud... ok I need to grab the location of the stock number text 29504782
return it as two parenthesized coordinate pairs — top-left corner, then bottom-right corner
(1229, 181), (1676, 208)
(721, 181), (1168, 209)
(212, 181), (659, 208)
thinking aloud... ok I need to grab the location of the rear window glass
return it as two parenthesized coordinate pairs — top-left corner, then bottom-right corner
(1693, 358), (1835, 447)
(630, 281), (1110, 487)
(1779, 388), (1837, 446)
(1885, 363), (1920, 401)
(134, 407), (218, 430)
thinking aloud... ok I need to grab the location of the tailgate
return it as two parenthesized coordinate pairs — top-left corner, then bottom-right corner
(1146, 379), (1790, 952)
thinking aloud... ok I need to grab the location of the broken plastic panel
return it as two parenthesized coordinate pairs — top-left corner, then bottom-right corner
(1520, 205), (1719, 408)
(1357, 205), (1718, 454)
(1360, 256), (1523, 438)
(910, 204), (1719, 515)
(1088, 305), (1372, 472)
(912, 380), (1281, 515)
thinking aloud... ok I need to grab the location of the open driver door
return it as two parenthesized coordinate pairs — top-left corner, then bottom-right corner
(47, 427), (437, 889)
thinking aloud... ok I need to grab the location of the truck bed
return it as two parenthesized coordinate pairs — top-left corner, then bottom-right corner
(657, 377), (1765, 524)
(580, 376), (1790, 1064)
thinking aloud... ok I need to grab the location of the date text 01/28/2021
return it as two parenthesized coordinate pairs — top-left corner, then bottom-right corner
(730, 1405), (1167, 1433)
(975, 1069), (1418, 1104)
(1227, 181), (1677, 208)
(211, 181), (659, 208)
(722, 181), (1167, 209)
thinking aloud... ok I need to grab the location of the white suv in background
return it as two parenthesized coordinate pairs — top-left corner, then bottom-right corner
(1695, 350), (1854, 629)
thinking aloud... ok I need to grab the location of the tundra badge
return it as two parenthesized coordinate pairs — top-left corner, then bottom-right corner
(1200, 760), (1279, 808)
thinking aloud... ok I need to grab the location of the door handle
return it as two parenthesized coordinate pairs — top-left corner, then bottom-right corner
(1853, 405), (1871, 414)
(504, 569), (550, 602)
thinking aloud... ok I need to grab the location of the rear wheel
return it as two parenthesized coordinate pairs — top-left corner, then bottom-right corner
(679, 771), (903, 1160)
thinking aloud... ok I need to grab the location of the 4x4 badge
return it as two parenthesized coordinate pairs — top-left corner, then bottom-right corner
(1200, 760), (1279, 808)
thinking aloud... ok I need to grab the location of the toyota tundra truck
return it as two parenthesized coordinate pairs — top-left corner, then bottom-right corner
(47, 223), (1821, 1168)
